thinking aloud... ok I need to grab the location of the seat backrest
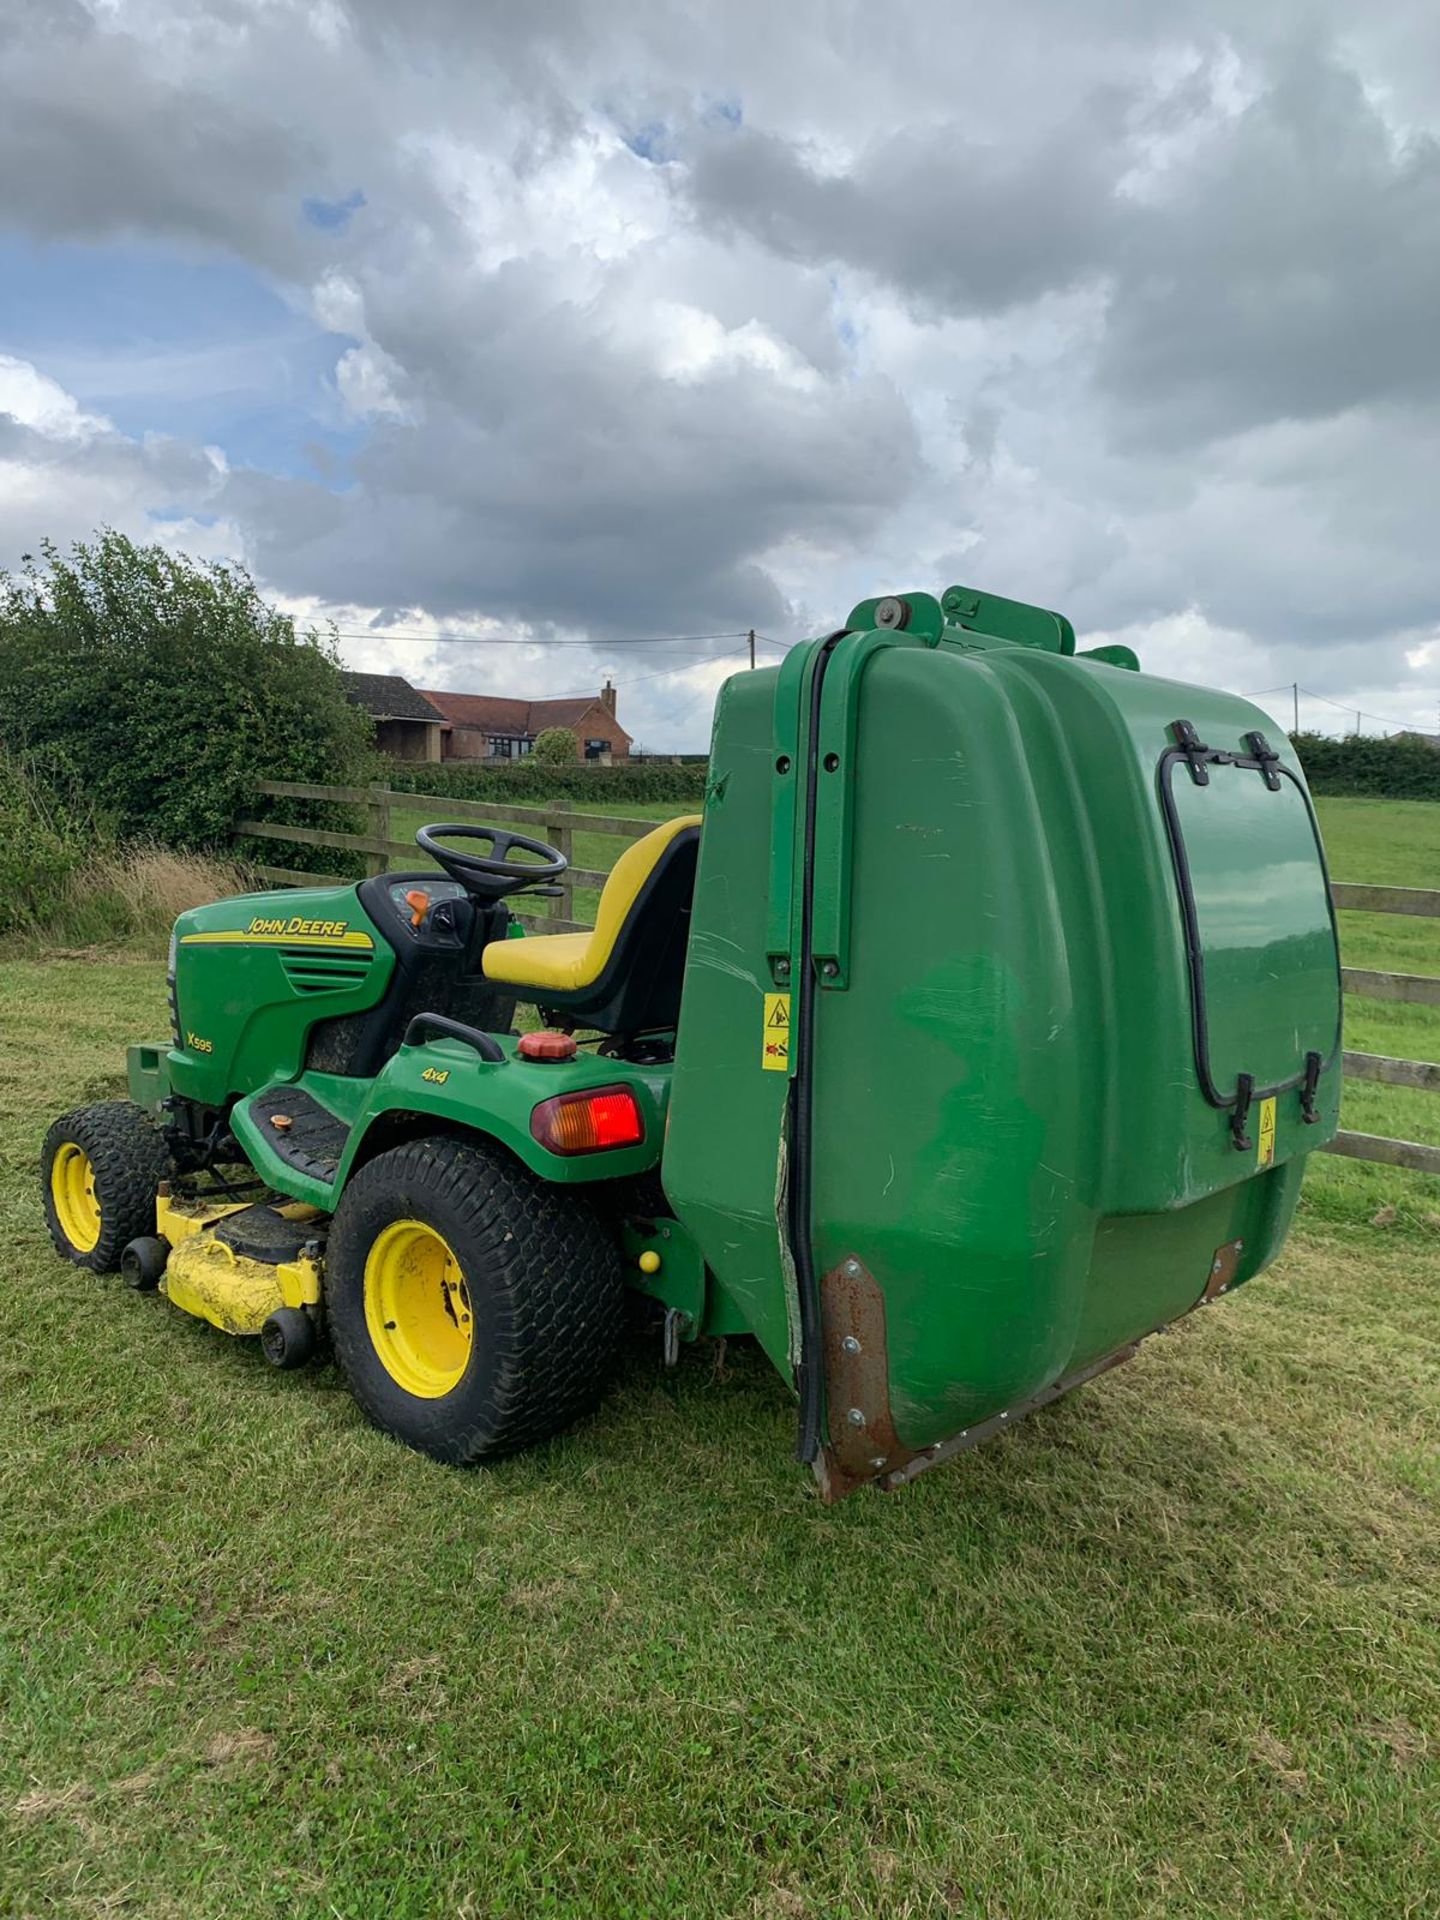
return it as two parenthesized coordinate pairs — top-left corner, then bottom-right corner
(543, 817), (702, 1034)
(589, 816), (700, 959)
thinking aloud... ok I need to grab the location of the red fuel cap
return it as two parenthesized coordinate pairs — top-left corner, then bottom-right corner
(518, 1030), (578, 1062)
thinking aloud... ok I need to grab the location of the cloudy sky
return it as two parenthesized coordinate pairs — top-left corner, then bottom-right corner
(2, 0), (1438, 747)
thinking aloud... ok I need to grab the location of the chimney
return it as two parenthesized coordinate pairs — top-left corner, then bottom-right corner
(600, 678), (617, 716)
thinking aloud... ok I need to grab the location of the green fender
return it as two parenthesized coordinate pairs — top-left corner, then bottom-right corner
(333, 1034), (671, 1190)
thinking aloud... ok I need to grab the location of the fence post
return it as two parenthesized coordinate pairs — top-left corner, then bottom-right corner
(550, 817), (574, 927)
(366, 786), (391, 878)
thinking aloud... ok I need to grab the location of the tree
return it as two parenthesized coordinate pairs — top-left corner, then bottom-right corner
(532, 727), (579, 767)
(0, 533), (374, 850)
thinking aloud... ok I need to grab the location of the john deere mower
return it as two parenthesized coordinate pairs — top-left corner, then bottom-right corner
(41, 585), (1343, 1496)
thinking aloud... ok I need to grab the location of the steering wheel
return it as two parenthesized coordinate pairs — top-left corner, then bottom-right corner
(414, 822), (568, 901)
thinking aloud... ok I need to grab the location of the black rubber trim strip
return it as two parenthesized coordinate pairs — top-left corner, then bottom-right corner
(403, 1012), (506, 1062)
(1157, 739), (1343, 1117)
(789, 630), (851, 1464)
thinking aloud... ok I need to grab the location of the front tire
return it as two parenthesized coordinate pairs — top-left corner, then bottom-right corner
(326, 1137), (623, 1464)
(41, 1103), (168, 1273)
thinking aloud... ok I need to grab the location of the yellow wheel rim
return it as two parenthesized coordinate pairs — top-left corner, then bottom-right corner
(363, 1219), (474, 1399)
(50, 1143), (102, 1254)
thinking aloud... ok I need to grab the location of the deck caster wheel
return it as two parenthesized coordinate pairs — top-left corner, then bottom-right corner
(261, 1307), (317, 1371)
(121, 1235), (170, 1290)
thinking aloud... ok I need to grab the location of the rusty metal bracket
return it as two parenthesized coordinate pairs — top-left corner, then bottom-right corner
(1201, 1236), (1244, 1304)
(815, 1254), (919, 1500)
(815, 1236), (1249, 1501)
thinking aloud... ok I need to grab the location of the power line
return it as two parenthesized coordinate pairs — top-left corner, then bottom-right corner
(1243, 680), (1429, 734)
(1296, 685), (1421, 731)
(329, 625), (761, 649)
(512, 648), (752, 702)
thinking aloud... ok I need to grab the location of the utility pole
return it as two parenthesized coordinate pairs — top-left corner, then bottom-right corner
(1292, 682), (1299, 735)
(748, 628), (756, 670)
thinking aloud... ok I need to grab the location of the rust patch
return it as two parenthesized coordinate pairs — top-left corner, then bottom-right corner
(816, 1255), (919, 1501)
(1201, 1236), (1244, 1304)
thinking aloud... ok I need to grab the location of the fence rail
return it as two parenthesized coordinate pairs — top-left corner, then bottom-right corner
(244, 779), (656, 935)
(237, 780), (1440, 1178)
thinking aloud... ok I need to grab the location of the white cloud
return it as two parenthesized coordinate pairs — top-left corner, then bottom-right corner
(0, 355), (111, 442)
(335, 343), (413, 420)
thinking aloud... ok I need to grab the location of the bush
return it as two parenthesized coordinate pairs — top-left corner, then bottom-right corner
(1291, 731), (1440, 800)
(0, 534), (375, 864)
(532, 727), (579, 767)
(0, 749), (89, 936)
(383, 760), (709, 806)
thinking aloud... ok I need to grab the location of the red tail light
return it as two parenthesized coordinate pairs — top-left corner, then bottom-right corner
(530, 1085), (645, 1155)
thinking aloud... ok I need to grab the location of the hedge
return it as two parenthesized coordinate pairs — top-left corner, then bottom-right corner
(382, 761), (708, 805)
(1291, 732), (1440, 801)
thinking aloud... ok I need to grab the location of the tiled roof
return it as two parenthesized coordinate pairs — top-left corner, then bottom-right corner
(421, 690), (631, 743)
(340, 672), (445, 723)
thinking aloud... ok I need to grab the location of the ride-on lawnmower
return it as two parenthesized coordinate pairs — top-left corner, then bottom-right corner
(41, 585), (1342, 1496)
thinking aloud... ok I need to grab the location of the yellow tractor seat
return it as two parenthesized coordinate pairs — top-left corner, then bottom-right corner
(482, 815), (703, 1033)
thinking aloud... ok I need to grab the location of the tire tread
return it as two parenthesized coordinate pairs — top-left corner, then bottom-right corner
(40, 1101), (169, 1273)
(327, 1137), (623, 1463)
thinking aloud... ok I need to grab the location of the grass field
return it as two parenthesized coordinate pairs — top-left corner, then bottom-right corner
(1, 796), (1436, 1917)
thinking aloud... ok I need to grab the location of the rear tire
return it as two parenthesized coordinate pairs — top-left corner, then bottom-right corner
(326, 1137), (623, 1464)
(41, 1103), (168, 1273)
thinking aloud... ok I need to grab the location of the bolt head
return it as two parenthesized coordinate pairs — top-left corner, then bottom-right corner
(841, 1334), (861, 1354)
(869, 1456), (887, 1469)
(846, 1407), (866, 1428)
(843, 1258), (861, 1277)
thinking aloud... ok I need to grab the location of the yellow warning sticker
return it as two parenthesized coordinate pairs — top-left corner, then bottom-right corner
(762, 992), (791, 1071)
(1257, 1095), (1277, 1167)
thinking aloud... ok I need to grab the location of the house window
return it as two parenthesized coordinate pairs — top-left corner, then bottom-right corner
(488, 735), (512, 759)
(518, 737), (533, 756)
(584, 738), (608, 760)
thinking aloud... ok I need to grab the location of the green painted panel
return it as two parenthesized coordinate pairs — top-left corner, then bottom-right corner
(1168, 764), (1339, 1095)
(167, 883), (391, 1105)
(665, 669), (797, 1382)
(664, 599), (1342, 1455)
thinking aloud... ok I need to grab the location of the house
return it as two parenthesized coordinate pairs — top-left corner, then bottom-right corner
(421, 681), (632, 764)
(340, 672), (446, 761)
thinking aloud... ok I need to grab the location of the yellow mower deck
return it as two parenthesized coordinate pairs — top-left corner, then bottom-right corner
(157, 1188), (322, 1336)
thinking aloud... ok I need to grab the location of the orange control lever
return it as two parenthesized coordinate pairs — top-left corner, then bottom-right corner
(405, 889), (431, 928)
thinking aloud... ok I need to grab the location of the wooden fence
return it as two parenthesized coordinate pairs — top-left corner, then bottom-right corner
(237, 782), (1440, 1179)
(1329, 881), (1440, 1176)
(237, 780), (658, 934)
